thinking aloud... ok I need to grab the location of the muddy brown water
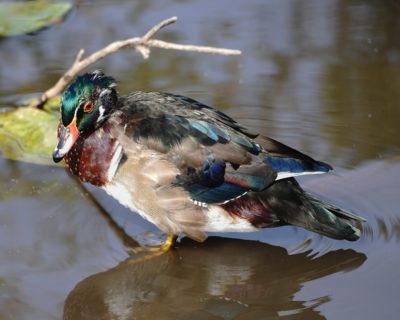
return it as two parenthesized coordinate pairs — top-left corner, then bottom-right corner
(1, 1), (400, 319)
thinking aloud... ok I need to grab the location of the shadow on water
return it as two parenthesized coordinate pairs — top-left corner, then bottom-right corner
(64, 237), (366, 320)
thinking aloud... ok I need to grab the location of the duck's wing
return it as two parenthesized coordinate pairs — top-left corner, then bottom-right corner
(256, 136), (332, 180)
(117, 92), (332, 206)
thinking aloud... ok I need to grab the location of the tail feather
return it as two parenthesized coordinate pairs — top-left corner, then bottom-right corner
(305, 195), (363, 241)
(306, 194), (366, 222)
(260, 179), (364, 241)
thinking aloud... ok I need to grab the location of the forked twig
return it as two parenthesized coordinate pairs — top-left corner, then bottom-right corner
(31, 16), (241, 109)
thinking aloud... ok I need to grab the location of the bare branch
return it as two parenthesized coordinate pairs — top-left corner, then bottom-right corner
(141, 16), (177, 41)
(73, 49), (85, 64)
(30, 16), (241, 109)
(146, 39), (242, 56)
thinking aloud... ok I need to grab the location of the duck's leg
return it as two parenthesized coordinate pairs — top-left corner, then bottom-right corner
(124, 235), (177, 264)
(133, 234), (177, 254)
(159, 234), (177, 251)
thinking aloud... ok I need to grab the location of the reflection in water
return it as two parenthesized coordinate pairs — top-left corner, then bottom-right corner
(64, 238), (366, 320)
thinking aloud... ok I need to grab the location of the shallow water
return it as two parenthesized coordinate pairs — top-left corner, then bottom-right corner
(1, 1), (400, 319)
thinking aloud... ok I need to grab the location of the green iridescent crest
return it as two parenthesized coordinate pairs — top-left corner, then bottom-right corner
(60, 71), (117, 130)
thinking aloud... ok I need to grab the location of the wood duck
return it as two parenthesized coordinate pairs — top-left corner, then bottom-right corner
(53, 71), (365, 248)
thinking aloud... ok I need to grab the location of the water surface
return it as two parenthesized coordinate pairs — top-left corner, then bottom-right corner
(0, 1), (399, 319)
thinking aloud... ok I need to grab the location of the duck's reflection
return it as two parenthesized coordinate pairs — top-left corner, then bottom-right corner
(63, 237), (366, 320)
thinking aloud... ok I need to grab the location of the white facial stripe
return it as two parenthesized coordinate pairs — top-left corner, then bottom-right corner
(97, 105), (106, 123)
(99, 88), (111, 98)
(74, 105), (80, 117)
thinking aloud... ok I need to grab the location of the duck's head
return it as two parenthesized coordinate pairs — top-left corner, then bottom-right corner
(52, 71), (117, 163)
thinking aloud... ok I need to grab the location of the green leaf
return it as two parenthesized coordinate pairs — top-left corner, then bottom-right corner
(0, 1), (72, 37)
(0, 97), (60, 165)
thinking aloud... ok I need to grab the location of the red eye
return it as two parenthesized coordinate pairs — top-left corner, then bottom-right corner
(83, 101), (94, 113)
